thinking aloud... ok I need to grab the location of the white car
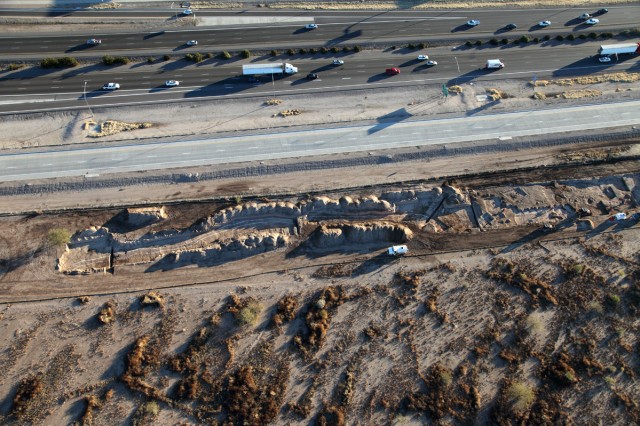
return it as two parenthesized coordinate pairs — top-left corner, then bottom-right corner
(417, 54), (429, 61)
(466, 20), (480, 26)
(86, 38), (102, 45)
(579, 13), (591, 20)
(165, 80), (180, 87)
(585, 18), (599, 25)
(332, 59), (344, 65)
(538, 20), (551, 27)
(426, 60), (438, 66)
(305, 24), (318, 29)
(598, 55), (612, 63)
(182, 9), (193, 15)
(102, 83), (120, 90)
(186, 40), (198, 46)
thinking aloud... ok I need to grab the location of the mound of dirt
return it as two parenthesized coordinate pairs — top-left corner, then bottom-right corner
(126, 207), (168, 227)
(312, 223), (412, 248)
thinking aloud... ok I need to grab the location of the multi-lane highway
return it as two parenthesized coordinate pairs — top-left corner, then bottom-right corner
(2, 99), (640, 182)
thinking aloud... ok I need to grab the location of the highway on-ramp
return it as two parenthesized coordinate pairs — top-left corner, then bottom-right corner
(1, 99), (639, 182)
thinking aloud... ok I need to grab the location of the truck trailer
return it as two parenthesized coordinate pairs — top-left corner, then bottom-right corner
(485, 59), (505, 69)
(598, 42), (640, 56)
(242, 63), (298, 76)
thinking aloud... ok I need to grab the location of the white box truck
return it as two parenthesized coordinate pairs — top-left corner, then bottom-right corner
(485, 59), (504, 69)
(598, 43), (640, 56)
(387, 245), (408, 256)
(242, 63), (298, 76)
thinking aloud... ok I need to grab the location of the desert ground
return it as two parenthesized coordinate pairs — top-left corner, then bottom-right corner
(1, 1), (640, 424)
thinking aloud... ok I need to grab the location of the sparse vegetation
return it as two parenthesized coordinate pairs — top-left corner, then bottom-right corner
(48, 228), (72, 246)
(101, 55), (128, 65)
(185, 52), (204, 63)
(220, 51), (232, 59)
(270, 49), (278, 56)
(6, 63), (26, 71)
(241, 49), (251, 58)
(40, 57), (78, 68)
(506, 382), (535, 413)
(287, 48), (295, 55)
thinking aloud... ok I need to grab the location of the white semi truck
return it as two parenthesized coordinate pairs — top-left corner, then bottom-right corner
(485, 59), (504, 69)
(242, 63), (298, 76)
(598, 42), (640, 56)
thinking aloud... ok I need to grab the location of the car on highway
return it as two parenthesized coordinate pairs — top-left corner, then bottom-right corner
(425, 60), (438, 66)
(305, 24), (318, 29)
(332, 59), (344, 65)
(538, 20), (551, 27)
(385, 67), (400, 75)
(306, 73), (318, 80)
(579, 13), (592, 20)
(86, 38), (102, 45)
(417, 54), (429, 61)
(595, 8), (608, 15)
(165, 80), (180, 87)
(182, 9), (193, 15)
(102, 83), (120, 90)
(466, 20), (480, 26)
(505, 23), (517, 30)
(186, 40), (198, 46)
(585, 18), (600, 25)
(598, 55), (612, 63)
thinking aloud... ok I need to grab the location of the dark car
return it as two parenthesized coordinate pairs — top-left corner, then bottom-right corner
(505, 23), (517, 30)
(595, 8), (608, 15)
(306, 73), (318, 80)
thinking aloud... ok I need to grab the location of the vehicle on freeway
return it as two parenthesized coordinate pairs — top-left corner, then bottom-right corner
(332, 59), (344, 65)
(165, 80), (180, 87)
(538, 20), (551, 27)
(242, 63), (298, 76)
(183, 9), (193, 15)
(598, 42), (640, 56)
(485, 59), (504, 69)
(102, 83), (120, 90)
(595, 8), (608, 15)
(306, 73), (318, 80)
(425, 60), (438, 66)
(385, 67), (400, 75)
(86, 38), (102, 45)
(305, 23), (318, 29)
(585, 18), (600, 25)
(579, 13), (592, 20)
(466, 19), (480, 26)
(417, 54), (429, 60)
(186, 40), (198, 46)
(505, 23), (517, 30)
(598, 55), (612, 63)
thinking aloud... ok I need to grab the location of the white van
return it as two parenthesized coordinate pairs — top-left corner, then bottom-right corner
(486, 59), (505, 69)
(387, 245), (408, 256)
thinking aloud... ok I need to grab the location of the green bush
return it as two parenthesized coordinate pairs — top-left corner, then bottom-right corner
(353, 45), (361, 52)
(474, 40), (482, 46)
(163, 54), (171, 61)
(618, 29), (631, 37)
(206, 52), (213, 59)
(407, 43), (416, 49)
(588, 32), (597, 39)
(320, 46), (329, 53)
(310, 48), (318, 54)
(331, 46), (340, 53)
(543, 35), (550, 41)
(147, 57), (154, 63)
(235, 301), (263, 326)
(102, 55), (128, 65)
(519, 35), (532, 43)
(533, 37), (540, 43)
(607, 293), (621, 305)
(418, 42), (427, 49)
(48, 228), (72, 246)
(270, 49), (278, 56)
(220, 51), (232, 59)
(489, 38), (499, 45)
(7, 63), (25, 71)
(556, 35), (564, 41)
(501, 38), (509, 45)
(185, 52), (204, 63)
(567, 34), (575, 41)
(579, 34), (588, 39)
(299, 48), (308, 54)
(287, 48), (295, 55)
(506, 382), (535, 413)
(40, 57), (79, 68)
(465, 40), (473, 47)
(241, 49), (251, 58)
(342, 46), (350, 52)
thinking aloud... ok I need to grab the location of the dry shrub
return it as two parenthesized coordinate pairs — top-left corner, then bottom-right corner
(506, 382), (535, 413)
(313, 263), (353, 278)
(228, 295), (263, 326)
(140, 291), (165, 308)
(486, 88), (507, 101)
(125, 335), (155, 377)
(88, 120), (153, 138)
(264, 98), (282, 105)
(80, 394), (103, 425)
(271, 295), (299, 327)
(558, 89), (601, 99)
(487, 258), (557, 306)
(11, 375), (44, 418)
(316, 405), (345, 426)
(543, 352), (579, 387)
(448, 85), (463, 94)
(532, 91), (547, 100)
(97, 301), (116, 325)
(294, 286), (346, 357)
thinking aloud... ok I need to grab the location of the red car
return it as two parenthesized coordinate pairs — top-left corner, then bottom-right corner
(385, 67), (400, 75)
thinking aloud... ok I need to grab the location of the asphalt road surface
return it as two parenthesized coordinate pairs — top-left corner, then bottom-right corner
(1, 99), (639, 182)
